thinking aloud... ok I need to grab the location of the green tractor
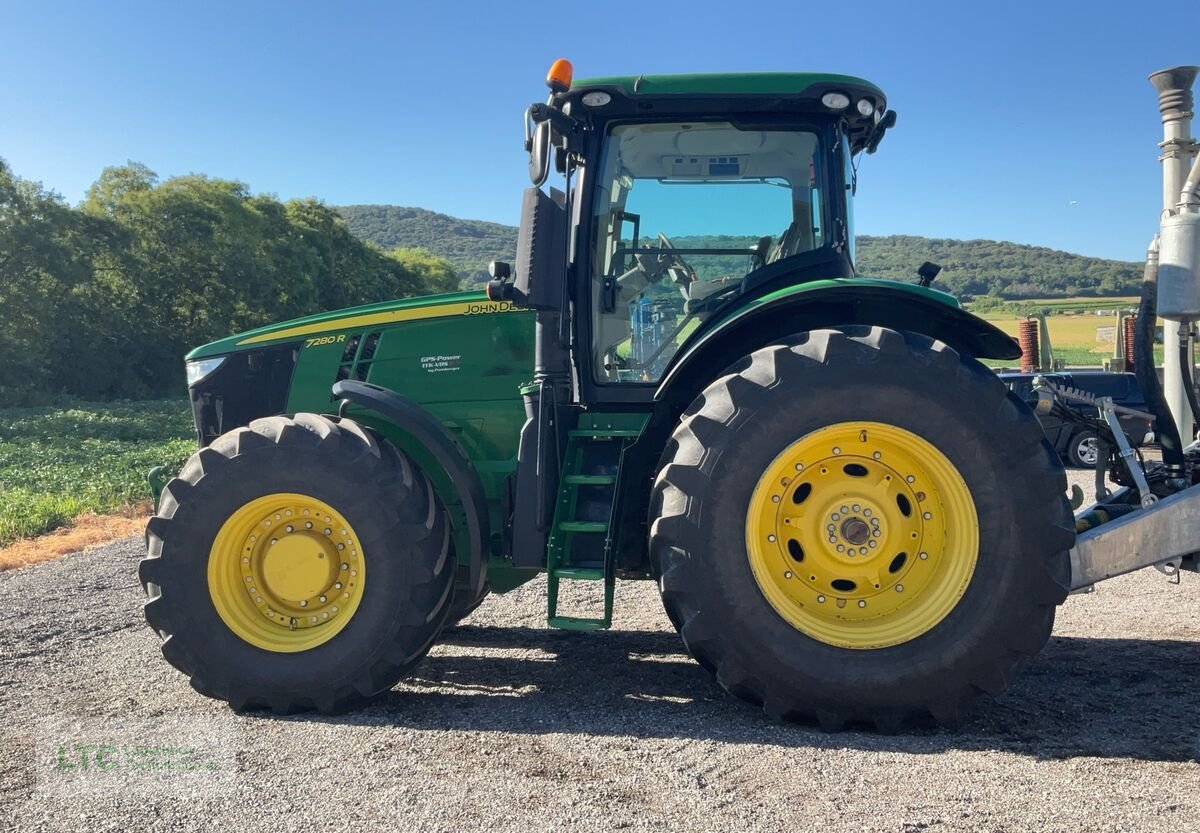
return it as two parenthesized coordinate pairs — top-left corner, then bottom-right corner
(141, 61), (1074, 729)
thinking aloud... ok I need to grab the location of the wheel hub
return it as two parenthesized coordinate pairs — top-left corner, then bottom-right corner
(745, 422), (979, 649)
(840, 517), (871, 546)
(208, 494), (366, 652)
(261, 535), (336, 601)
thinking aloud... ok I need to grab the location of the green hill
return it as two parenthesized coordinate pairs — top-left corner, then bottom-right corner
(337, 205), (1144, 298)
(338, 205), (517, 283)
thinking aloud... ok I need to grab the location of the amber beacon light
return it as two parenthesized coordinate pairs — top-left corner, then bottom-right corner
(546, 58), (573, 92)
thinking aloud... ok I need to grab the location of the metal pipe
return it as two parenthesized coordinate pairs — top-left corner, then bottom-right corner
(1181, 329), (1200, 433)
(1150, 66), (1199, 443)
(1182, 153), (1200, 211)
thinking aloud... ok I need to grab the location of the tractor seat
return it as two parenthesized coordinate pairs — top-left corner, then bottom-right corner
(765, 223), (803, 265)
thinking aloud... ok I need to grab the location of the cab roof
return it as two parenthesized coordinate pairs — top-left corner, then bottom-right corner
(566, 72), (889, 154)
(572, 71), (883, 102)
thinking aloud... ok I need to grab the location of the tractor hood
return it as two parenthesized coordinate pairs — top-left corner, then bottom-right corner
(186, 291), (509, 361)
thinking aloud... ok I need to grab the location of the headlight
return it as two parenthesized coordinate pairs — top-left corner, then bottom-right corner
(186, 356), (227, 387)
(821, 91), (850, 111)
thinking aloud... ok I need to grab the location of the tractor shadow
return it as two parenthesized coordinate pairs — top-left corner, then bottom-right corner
(303, 624), (1199, 763)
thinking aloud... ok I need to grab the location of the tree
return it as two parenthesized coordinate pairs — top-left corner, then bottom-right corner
(1, 159), (464, 399)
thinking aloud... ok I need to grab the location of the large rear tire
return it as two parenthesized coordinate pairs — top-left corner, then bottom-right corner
(139, 414), (454, 714)
(650, 327), (1074, 729)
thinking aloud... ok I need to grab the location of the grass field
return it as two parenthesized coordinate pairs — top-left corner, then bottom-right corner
(0, 400), (193, 547)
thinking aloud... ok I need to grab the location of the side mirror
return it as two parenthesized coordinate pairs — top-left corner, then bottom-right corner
(916, 261), (942, 288)
(527, 119), (551, 186)
(865, 110), (897, 155)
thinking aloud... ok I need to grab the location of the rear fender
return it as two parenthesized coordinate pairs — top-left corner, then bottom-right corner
(655, 283), (1019, 407)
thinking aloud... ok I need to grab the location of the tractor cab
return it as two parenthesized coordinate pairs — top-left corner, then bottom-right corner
(587, 119), (835, 382)
(488, 63), (894, 396)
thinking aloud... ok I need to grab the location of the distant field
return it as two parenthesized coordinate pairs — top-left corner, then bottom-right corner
(0, 400), (193, 547)
(979, 306), (1164, 369)
(1002, 296), (1141, 314)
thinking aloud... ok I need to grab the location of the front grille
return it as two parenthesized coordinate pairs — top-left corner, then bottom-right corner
(190, 344), (299, 446)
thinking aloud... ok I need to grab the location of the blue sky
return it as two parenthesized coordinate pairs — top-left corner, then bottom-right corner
(0, 0), (1196, 261)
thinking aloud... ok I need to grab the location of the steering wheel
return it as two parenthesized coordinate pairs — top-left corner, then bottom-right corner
(656, 232), (696, 298)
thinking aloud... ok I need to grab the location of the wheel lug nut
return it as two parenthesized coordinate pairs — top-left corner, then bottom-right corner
(863, 509), (871, 517)
(286, 525), (293, 533)
(833, 447), (841, 455)
(832, 513), (840, 521)
(906, 476), (915, 483)
(836, 545), (845, 552)
(767, 535), (776, 543)
(319, 595), (327, 603)
(784, 571), (793, 579)
(852, 504), (861, 512)
(324, 528), (332, 535)
(896, 584), (904, 592)
(300, 600), (308, 607)
(872, 452), (881, 459)
(817, 595), (826, 603)
(335, 582), (343, 589)
(919, 552), (928, 560)
(868, 541), (877, 548)
(341, 563), (349, 570)
(840, 506), (849, 514)
(858, 600), (867, 608)
(922, 512), (932, 520)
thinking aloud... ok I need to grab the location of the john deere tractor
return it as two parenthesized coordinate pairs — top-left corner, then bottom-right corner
(142, 61), (1084, 728)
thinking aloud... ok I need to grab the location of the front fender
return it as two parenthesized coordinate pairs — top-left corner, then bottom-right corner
(331, 379), (489, 600)
(655, 281), (1019, 403)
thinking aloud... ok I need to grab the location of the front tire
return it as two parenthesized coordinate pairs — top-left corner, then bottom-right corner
(650, 327), (1074, 729)
(139, 414), (454, 714)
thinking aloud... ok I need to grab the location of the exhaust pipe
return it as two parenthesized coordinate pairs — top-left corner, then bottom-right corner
(1148, 66), (1200, 460)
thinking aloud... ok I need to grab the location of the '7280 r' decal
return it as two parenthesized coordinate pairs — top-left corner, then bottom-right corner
(304, 335), (346, 348)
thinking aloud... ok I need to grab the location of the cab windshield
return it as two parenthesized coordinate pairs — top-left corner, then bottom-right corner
(590, 120), (827, 382)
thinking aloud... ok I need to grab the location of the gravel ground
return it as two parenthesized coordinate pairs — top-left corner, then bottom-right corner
(1, 468), (1197, 832)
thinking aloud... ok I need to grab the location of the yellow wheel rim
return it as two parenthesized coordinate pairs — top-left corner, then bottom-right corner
(745, 422), (978, 649)
(207, 493), (366, 653)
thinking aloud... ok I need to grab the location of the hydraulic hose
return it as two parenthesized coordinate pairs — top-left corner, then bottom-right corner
(1136, 237), (1185, 474)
